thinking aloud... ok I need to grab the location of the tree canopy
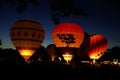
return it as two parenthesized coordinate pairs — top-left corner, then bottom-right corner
(1, 0), (87, 24)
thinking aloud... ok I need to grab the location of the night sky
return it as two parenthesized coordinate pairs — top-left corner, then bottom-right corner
(0, 0), (120, 49)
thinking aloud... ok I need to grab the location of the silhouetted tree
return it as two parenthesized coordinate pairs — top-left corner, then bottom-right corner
(99, 46), (120, 61)
(110, 46), (120, 59)
(0, 40), (1, 45)
(57, 33), (75, 47)
(0, 40), (2, 49)
(49, 0), (87, 24)
(0, 48), (25, 65)
(1, 0), (87, 24)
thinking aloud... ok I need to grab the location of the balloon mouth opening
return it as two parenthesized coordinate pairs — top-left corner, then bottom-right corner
(17, 49), (36, 61)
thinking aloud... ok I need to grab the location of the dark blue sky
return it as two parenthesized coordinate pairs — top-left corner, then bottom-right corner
(0, 0), (120, 49)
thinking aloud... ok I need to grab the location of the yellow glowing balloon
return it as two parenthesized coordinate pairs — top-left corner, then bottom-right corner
(63, 54), (73, 64)
(10, 20), (45, 61)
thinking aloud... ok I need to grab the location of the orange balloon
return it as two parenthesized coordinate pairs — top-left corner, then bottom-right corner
(10, 20), (45, 62)
(88, 34), (108, 59)
(52, 22), (84, 48)
(52, 22), (84, 62)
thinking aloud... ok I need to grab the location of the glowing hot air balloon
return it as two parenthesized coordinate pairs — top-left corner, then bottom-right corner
(52, 22), (84, 48)
(88, 34), (108, 64)
(52, 22), (84, 64)
(10, 20), (45, 62)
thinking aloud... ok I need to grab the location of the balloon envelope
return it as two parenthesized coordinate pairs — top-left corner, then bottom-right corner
(46, 44), (57, 61)
(52, 22), (84, 63)
(10, 20), (45, 61)
(88, 34), (108, 59)
(77, 31), (90, 57)
(52, 22), (84, 48)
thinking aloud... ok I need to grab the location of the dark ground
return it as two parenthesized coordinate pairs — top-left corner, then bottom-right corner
(0, 61), (120, 80)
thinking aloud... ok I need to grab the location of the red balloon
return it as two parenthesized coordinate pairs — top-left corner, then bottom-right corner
(88, 34), (108, 59)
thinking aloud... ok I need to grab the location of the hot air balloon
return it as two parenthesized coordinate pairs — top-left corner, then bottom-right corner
(10, 20), (45, 62)
(29, 45), (50, 63)
(52, 22), (84, 64)
(75, 31), (90, 61)
(88, 34), (108, 64)
(46, 44), (57, 61)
